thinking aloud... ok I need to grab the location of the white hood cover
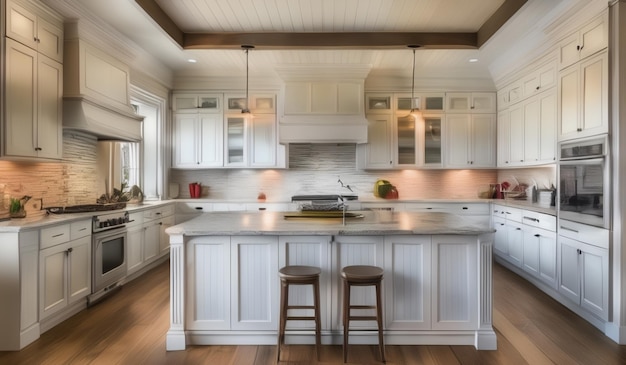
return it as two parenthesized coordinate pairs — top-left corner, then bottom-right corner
(279, 115), (368, 144)
(63, 98), (143, 142)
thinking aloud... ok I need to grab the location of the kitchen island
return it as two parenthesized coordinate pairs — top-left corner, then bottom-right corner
(165, 210), (496, 351)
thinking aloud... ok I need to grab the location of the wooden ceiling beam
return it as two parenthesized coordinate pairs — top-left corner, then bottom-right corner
(183, 32), (477, 50)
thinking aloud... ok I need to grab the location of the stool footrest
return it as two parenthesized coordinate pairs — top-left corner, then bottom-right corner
(348, 305), (376, 309)
(287, 305), (315, 310)
(286, 316), (317, 321)
(348, 316), (378, 321)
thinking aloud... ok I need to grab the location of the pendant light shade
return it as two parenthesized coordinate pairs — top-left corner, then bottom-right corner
(241, 45), (254, 114)
(407, 45), (422, 121)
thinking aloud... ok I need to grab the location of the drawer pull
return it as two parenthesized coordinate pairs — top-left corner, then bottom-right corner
(534, 234), (540, 237)
(462, 207), (468, 210)
(195, 207), (204, 210)
(52, 233), (65, 238)
(560, 226), (579, 233)
(78, 228), (87, 231)
(523, 216), (539, 223)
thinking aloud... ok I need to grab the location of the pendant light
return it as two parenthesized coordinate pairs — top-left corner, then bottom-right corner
(407, 45), (422, 121)
(241, 45), (255, 114)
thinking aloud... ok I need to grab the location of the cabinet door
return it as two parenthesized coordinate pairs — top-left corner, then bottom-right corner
(522, 228), (540, 277)
(492, 217), (508, 256)
(508, 105), (524, 165)
(446, 93), (471, 112)
(422, 115), (443, 166)
(579, 53), (608, 136)
(5, 39), (37, 158)
(538, 90), (557, 163)
(40, 243), (69, 319)
(445, 114), (470, 167)
(366, 94), (392, 114)
(395, 113), (417, 166)
(36, 17), (63, 63)
(231, 236), (278, 330)
(225, 115), (247, 166)
(249, 114), (276, 167)
(580, 244), (609, 320)
(6, 1), (38, 50)
(470, 114), (496, 167)
(363, 114), (393, 168)
(278, 236), (332, 330)
(127, 226), (144, 275)
(431, 235), (478, 330)
(173, 94), (221, 113)
(538, 231), (557, 288)
(143, 222), (160, 263)
(578, 16), (608, 61)
(559, 65), (580, 139)
(198, 114), (224, 167)
(523, 97), (540, 164)
(36, 55), (63, 159)
(497, 110), (511, 167)
(173, 114), (200, 167)
(68, 236), (91, 304)
(558, 237), (581, 304)
(506, 221), (524, 268)
(187, 236), (231, 330)
(159, 215), (175, 255)
(384, 235), (431, 330)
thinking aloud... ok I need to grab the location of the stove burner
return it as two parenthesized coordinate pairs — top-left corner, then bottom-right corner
(46, 203), (127, 214)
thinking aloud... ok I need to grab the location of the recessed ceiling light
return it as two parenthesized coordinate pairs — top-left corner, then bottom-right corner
(188, 59), (197, 63)
(468, 58), (479, 63)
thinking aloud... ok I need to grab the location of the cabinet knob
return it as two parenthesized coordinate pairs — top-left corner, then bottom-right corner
(35, 147), (42, 151)
(577, 128), (582, 132)
(536, 86), (540, 90)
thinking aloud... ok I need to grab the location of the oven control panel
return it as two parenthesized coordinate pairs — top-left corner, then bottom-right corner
(93, 211), (130, 232)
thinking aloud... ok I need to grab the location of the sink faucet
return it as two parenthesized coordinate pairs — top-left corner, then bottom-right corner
(337, 176), (353, 192)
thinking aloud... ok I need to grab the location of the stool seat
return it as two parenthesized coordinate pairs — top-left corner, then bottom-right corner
(341, 265), (385, 363)
(277, 265), (322, 363)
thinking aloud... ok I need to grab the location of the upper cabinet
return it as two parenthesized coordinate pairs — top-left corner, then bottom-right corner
(173, 94), (222, 114)
(3, 0), (64, 160)
(445, 93), (496, 114)
(558, 14), (608, 70)
(558, 51), (608, 141)
(445, 114), (496, 168)
(283, 81), (363, 115)
(6, 0), (63, 62)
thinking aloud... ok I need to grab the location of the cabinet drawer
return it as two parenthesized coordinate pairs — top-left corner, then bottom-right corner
(127, 212), (144, 228)
(558, 220), (609, 249)
(144, 204), (175, 220)
(492, 205), (522, 222)
(70, 219), (91, 240)
(521, 210), (556, 231)
(40, 224), (70, 249)
(177, 202), (213, 214)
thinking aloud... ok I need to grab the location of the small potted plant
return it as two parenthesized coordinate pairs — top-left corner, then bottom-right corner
(9, 196), (30, 218)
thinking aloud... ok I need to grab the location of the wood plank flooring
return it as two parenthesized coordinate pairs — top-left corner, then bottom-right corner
(2, 260), (625, 364)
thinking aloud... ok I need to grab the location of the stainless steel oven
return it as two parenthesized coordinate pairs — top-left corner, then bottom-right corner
(558, 136), (610, 228)
(88, 211), (130, 305)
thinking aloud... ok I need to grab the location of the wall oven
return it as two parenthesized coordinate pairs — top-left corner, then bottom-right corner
(558, 136), (610, 229)
(88, 211), (130, 305)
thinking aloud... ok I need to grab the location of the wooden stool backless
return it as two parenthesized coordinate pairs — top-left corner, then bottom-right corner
(277, 265), (322, 362)
(341, 265), (385, 363)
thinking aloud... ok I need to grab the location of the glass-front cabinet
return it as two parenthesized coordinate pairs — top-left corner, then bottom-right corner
(423, 115), (442, 165)
(225, 116), (247, 166)
(173, 93), (222, 113)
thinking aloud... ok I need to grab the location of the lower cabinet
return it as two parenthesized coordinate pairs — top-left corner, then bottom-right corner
(558, 236), (609, 321)
(127, 205), (175, 276)
(522, 226), (557, 288)
(39, 235), (91, 320)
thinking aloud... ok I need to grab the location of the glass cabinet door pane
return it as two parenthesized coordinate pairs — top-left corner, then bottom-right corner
(424, 117), (442, 164)
(226, 117), (246, 163)
(174, 96), (197, 110)
(198, 96), (219, 110)
(396, 114), (416, 165)
(397, 97), (419, 111)
(424, 96), (444, 111)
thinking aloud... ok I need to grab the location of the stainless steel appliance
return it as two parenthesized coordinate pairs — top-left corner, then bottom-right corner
(558, 136), (610, 228)
(88, 210), (130, 305)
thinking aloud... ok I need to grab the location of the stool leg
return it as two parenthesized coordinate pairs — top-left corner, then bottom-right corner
(277, 280), (288, 362)
(375, 281), (386, 363)
(313, 278), (321, 361)
(343, 279), (350, 363)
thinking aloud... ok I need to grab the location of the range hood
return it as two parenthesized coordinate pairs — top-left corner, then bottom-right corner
(62, 25), (143, 141)
(276, 65), (371, 144)
(64, 97), (143, 142)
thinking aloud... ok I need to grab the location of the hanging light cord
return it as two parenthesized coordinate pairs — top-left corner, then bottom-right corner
(245, 47), (249, 110)
(411, 47), (416, 110)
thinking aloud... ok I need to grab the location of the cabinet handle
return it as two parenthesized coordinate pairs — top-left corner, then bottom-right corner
(52, 233), (65, 238)
(155, 212), (161, 215)
(578, 249), (582, 255)
(516, 227), (521, 230)
(66, 247), (73, 255)
(536, 86), (540, 90)
(523, 216), (539, 223)
(534, 234), (540, 237)
(35, 147), (42, 151)
(560, 226), (579, 233)
(462, 207), (468, 210)
(577, 128), (582, 132)
(159, 222), (163, 226)
(194, 207), (204, 210)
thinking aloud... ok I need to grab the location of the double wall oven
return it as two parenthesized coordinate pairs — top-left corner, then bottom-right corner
(558, 136), (610, 229)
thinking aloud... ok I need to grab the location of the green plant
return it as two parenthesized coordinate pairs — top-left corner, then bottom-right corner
(9, 198), (22, 213)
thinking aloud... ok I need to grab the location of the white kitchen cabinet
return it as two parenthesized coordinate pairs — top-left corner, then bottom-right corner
(559, 51), (608, 141)
(558, 14), (608, 70)
(224, 115), (248, 166)
(126, 213), (145, 275)
(366, 93), (392, 114)
(497, 81), (522, 110)
(445, 114), (496, 168)
(395, 93), (445, 112)
(173, 113), (223, 168)
(492, 205), (523, 268)
(173, 93), (222, 113)
(6, 0), (63, 62)
(497, 110), (511, 167)
(358, 114), (394, 169)
(384, 235), (431, 330)
(249, 114), (277, 167)
(493, 216), (508, 256)
(224, 113), (281, 168)
(522, 226), (557, 288)
(159, 215), (175, 255)
(284, 81), (363, 115)
(445, 93), (495, 113)
(142, 220), (160, 264)
(521, 63), (557, 99)
(39, 234), (91, 320)
(4, 38), (63, 159)
(431, 235), (478, 330)
(278, 236), (332, 331)
(230, 236), (279, 331)
(558, 236), (609, 320)
(225, 94), (276, 114)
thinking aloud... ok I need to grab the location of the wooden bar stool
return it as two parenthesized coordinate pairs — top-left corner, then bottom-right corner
(341, 265), (385, 363)
(277, 265), (322, 362)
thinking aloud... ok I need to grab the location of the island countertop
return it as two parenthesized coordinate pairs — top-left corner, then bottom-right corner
(165, 210), (493, 236)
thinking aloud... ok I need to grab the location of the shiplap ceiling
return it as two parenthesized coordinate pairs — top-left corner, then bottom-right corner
(42, 0), (575, 82)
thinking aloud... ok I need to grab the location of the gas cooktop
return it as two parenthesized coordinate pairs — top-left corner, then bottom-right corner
(45, 203), (127, 214)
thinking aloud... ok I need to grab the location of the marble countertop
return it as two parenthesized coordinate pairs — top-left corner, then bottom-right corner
(166, 210), (494, 236)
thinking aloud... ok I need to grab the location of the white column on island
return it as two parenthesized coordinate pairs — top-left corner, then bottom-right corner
(166, 233), (186, 351)
(476, 233), (497, 350)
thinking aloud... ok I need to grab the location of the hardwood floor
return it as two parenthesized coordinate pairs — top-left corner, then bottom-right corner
(2, 260), (625, 365)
